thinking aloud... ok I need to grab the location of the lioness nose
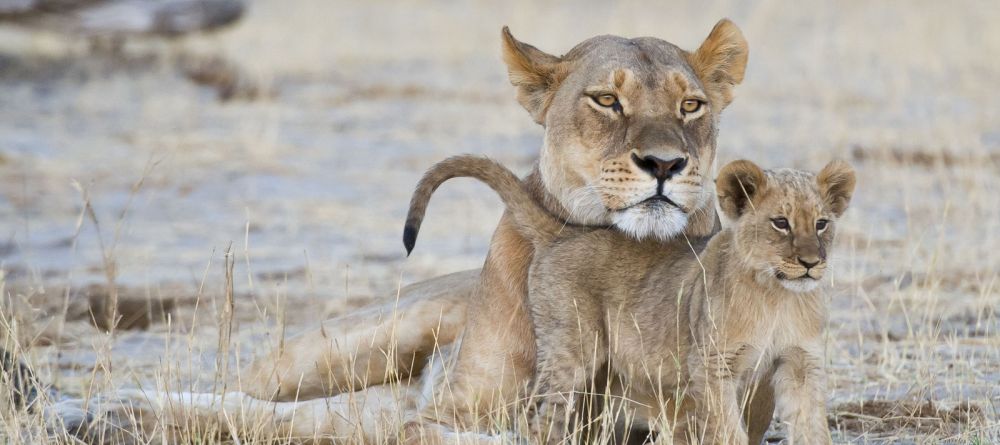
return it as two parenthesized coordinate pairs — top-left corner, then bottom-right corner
(631, 154), (688, 182)
(798, 257), (820, 270)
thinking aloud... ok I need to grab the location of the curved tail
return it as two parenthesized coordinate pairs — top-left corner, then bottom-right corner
(403, 155), (565, 255)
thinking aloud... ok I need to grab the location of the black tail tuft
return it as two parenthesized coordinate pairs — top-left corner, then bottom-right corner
(403, 224), (417, 256)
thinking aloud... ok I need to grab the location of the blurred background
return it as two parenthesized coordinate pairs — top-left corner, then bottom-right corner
(0, 0), (997, 442)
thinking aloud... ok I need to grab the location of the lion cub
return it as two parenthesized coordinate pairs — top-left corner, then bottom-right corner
(404, 155), (855, 445)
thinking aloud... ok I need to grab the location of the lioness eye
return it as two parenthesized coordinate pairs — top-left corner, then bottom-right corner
(816, 219), (829, 232)
(771, 217), (790, 231)
(595, 94), (619, 108)
(681, 99), (703, 114)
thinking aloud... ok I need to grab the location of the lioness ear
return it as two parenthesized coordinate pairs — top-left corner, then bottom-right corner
(501, 26), (565, 125)
(817, 160), (856, 217)
(688, 19), (748, 110)
(716, 159), (766, 220)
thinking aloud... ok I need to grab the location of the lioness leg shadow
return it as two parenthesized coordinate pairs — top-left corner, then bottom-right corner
(745, 374), (776, 445)
(242, 270), (475, 402)
(46, 383), (420, 443)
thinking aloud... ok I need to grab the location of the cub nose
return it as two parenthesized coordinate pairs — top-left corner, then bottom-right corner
(797, 257), (820, 270)
(631, 154), (688, 182)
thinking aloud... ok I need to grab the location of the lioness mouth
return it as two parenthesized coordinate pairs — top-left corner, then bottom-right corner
(641, 194), (683, 210)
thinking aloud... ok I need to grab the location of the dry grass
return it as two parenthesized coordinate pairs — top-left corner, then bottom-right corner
(1, 0), (999, 443)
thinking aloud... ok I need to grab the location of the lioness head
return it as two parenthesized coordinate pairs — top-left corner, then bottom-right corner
(502, 20), (748, 240)
(716, 159), (856, 293)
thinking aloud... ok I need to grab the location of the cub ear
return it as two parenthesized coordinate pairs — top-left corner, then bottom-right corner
(716, 159), (767, 221)
(816, 159), (856, 217)
(688, 19), (749, 110)
(501, 26), (565, 125)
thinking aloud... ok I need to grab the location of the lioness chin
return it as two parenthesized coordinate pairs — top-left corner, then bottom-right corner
(404, 155), (856, 445)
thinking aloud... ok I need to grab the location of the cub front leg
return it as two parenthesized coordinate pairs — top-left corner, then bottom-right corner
(530, 365), (593, 445)
(689, 348), (748, 445)
(527, 282), (606, 444)
(529, 330), (606, 444)
(771, 346), (831, 445)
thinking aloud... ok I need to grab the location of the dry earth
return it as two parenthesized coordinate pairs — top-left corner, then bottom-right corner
(0, 0), (998, 443)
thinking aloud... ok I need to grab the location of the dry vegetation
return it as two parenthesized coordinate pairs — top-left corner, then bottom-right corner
(0, 0), (998, 443)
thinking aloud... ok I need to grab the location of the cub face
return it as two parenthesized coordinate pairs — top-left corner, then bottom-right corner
(717, 160), (857, 293)
(502, 20), (748, 240)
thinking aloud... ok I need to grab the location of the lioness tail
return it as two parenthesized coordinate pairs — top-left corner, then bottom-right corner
(403, 155), (564, 255)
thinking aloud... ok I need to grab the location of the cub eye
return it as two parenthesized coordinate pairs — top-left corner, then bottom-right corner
(594, 94), (619, 107)
(681, 99), (703, 114)
(770, 217), (790, 232)
(816, 219), (829, 232)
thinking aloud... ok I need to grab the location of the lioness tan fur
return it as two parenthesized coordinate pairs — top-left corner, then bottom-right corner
(240, 18), (751, 441)
(403, 155), (855, 444)
(45, 20), (754, 444)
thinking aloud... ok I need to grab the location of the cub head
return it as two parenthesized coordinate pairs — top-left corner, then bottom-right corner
(502, 19), (748, 240)
(716, 159), (856, 293)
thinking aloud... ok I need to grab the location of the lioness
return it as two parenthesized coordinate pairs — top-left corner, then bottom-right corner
(403, 156), (855, 444)
(35, 20), (753, 444)
(242, 18), (751, 441)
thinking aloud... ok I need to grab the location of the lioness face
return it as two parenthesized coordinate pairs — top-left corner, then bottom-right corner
(717, 160), (857, 293)
(502, 20), (748, 240)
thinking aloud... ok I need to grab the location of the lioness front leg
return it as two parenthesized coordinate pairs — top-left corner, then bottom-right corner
(243, 270), (475, 401)
(771, 346), (831, 445)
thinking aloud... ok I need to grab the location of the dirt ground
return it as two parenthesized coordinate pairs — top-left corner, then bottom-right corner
(0, 0), (998, 443)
